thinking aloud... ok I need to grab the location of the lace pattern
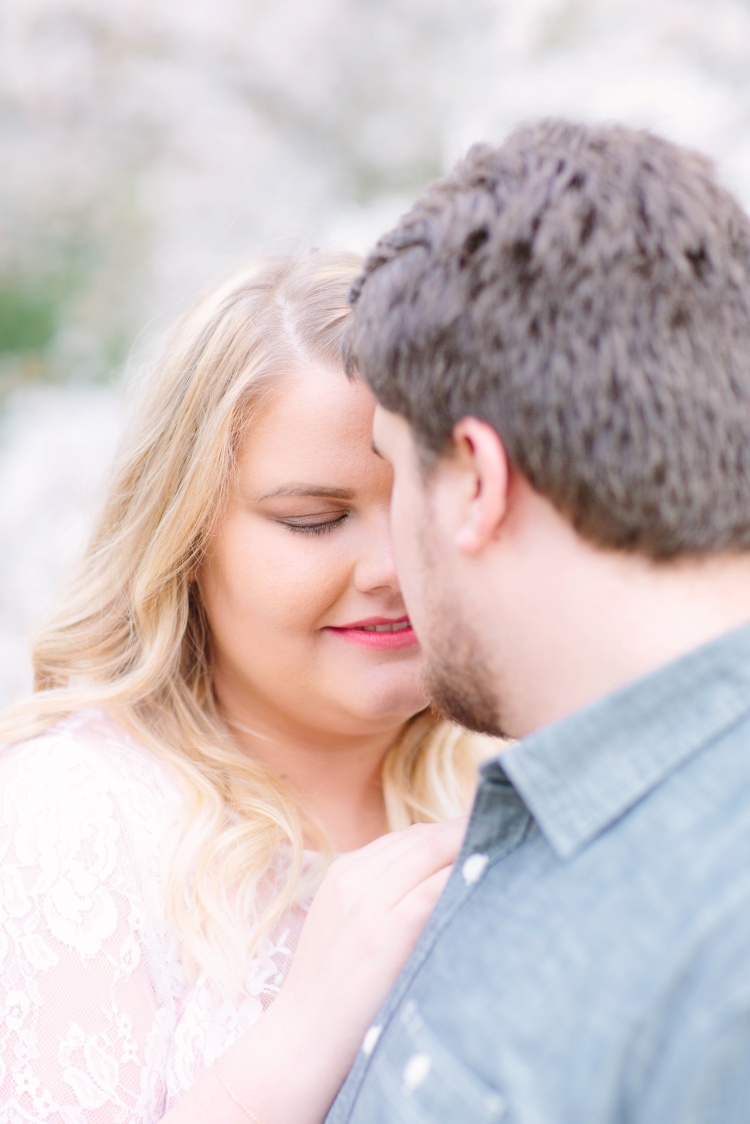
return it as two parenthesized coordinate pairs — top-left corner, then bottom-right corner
(0, 711), (306, 1122)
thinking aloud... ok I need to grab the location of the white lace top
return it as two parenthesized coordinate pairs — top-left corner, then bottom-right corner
(0, 710), (306, 1122)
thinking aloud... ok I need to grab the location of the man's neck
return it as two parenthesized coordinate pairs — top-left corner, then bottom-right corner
(497, 547), (750, 739)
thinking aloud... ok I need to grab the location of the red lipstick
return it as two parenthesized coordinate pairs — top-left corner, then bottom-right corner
(326, 615), (418, 650)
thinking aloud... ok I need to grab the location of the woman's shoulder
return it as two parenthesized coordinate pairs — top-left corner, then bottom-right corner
(0, 707), (184, 828)
(0, 709), (184, 963)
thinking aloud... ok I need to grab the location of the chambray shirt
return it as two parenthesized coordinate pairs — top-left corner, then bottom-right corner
(327, 623), (750, 1123)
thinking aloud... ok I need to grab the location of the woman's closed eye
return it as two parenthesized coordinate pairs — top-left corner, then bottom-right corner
(279, 513), (350, 535)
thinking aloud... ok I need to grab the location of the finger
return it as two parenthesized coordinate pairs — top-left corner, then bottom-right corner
(369, 828), (460, 908)
(329, 821), (464, 899)
(327, 820), (465, 915)
(343, 816), (466, 867)
(390, 863), (454, 932)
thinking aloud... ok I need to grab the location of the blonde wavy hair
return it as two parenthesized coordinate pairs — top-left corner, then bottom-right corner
(0, 251), (486, 998)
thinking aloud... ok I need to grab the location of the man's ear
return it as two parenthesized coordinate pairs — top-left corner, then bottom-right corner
(451, 417), (510, 555)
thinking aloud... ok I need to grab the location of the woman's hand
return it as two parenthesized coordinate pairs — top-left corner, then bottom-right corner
(165, 817), (466, 1123)
(283, 816), (467, 1043)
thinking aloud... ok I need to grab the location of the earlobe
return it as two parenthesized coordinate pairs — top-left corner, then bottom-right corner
(452, 418), (509, 555)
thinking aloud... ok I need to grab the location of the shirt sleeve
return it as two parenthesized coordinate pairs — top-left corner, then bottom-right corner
(0, 725), (177, 1122)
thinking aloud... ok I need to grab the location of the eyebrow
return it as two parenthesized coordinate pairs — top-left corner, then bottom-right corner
(256, 484), (356, 501)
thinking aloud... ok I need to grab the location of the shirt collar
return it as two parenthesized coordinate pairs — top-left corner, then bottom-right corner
(482, 622), (750, 860)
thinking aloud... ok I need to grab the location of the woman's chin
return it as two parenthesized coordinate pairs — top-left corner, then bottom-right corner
(348, 682), (430, 728)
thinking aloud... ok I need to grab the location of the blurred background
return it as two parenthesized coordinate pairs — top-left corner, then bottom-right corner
(2, 0), (750, 705)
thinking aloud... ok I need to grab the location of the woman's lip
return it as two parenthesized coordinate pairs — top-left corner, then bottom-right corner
(335, 616), (411, 628)
(325, 623), (418, 650)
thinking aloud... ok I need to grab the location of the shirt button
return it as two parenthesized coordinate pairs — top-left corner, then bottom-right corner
(402, 1052), (432, 1094)
(462, 852), (489, 885)
(361, 1024), (382, 1056)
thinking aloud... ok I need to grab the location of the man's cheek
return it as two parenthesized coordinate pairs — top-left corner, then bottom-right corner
(399, 540), (425, 627)
(391, 500), (412, 568)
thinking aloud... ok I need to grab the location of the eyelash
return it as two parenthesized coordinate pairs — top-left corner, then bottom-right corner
(281, 514), (349, 536)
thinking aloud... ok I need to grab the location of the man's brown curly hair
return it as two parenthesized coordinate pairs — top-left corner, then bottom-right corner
(346, 119), (750, 560)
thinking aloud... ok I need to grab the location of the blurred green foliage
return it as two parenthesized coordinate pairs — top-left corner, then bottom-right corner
(0, 274), (62, 354)
(0, 258), (77, 400)
(0, 225), (144, 402)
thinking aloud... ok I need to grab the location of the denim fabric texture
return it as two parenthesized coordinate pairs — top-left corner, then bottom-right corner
(326, 623), (750, 1123)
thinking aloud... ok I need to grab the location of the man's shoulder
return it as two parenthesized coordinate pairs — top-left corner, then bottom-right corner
(327, 725), (750, 1123)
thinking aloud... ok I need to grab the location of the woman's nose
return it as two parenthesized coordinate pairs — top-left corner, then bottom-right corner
(352, 515), (400, 594)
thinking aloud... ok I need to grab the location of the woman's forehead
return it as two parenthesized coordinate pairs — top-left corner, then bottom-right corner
(235, 364), (383, 491)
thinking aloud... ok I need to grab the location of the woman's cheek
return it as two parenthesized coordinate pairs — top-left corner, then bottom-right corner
(242, 529), (353, 627)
